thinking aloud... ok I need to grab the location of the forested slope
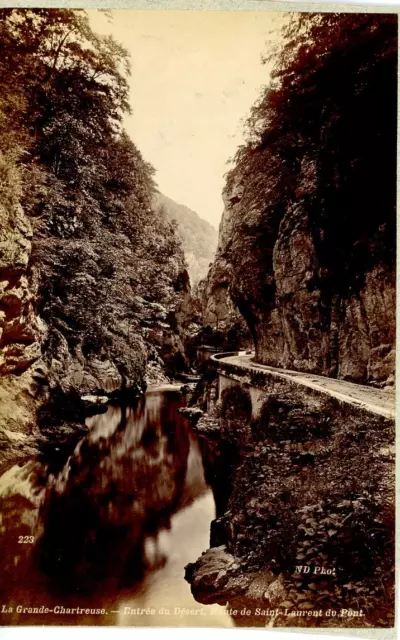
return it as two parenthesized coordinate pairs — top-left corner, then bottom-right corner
(153, 192), (217, 285)
(0, 9), (189, 466)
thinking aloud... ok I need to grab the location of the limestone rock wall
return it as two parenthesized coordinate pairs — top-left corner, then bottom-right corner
(0, 203), (42, 375)
(207, 173), (395, 386)
(205, 14), (396, 387)
(0, 201), (47, 469)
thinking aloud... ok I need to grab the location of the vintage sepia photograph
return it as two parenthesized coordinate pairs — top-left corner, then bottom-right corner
(0, 6), (396, 632)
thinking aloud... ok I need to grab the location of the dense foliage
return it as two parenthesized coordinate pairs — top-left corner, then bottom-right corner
(215, 383), (394, 627)
(0, 9), (188, 391)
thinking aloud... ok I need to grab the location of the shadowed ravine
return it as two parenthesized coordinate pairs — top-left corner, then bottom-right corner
(0, 388), (232, 627)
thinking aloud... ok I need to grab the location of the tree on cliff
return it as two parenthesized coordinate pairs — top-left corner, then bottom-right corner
(0, 10), (129, 214)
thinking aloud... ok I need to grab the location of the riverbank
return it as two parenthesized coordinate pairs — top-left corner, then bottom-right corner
(184, 368), (395, 628)
(0, 362), (194, 477)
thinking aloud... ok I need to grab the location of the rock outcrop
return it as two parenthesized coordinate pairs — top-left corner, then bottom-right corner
(0, 197), (47, 469)
(181, 251), (252, 363)
(0, 202), (41, 376)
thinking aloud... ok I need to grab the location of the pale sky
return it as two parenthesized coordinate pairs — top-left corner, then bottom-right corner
(89, 10), (283, 228)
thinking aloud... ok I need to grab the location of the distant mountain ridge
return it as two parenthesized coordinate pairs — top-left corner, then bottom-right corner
(153, 192), (218, 285)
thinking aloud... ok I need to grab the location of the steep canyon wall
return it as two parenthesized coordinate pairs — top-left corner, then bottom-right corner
(206, 15), (397, 386)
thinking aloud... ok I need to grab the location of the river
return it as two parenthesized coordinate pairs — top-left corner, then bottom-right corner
(0, 386), (232, 627)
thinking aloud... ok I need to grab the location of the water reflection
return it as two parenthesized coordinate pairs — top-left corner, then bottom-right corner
(0, 387), (232, 627)
(39, 389), (195, 593)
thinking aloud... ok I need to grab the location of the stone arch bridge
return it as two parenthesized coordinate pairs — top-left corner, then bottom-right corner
(210, 351), (395, 421)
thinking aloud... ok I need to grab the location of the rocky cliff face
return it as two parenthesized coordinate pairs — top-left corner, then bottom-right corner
(0, 9), (195, 472)
(0, 202), (41, 376)
(153, 192), (218, 285)
(208, 173), (395, 386)
(0, 192), (47, 468)
(185, 15), (396, 626)
(191, 246), (252, 355)
(206, 13), (396, 387)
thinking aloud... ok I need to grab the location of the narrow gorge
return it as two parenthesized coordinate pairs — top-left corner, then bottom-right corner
(0, 8), (396, 631)
(182, 12), (396, 629)
(0, 9), (200, 471)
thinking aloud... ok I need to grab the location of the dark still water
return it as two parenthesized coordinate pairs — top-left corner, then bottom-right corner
(0, 386), (232, 627)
